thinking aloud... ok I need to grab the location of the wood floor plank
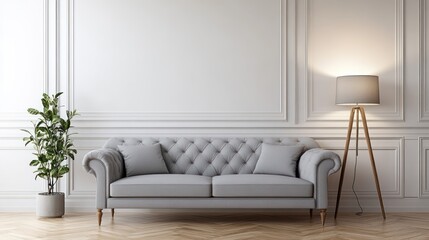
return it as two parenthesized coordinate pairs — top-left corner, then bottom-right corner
(1, 211), (429, 239)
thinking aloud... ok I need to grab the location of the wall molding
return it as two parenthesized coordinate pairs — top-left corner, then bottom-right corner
(67, 146), (99, 197)
(0, 147), (45, 197)
(419, 137), (429, 197)
(319, 137), (404, 198)
(68, 0), (288, 123)
(419, 0), (429, 121)
(0, 0), (49, 122)
(304, 0), (404, 122)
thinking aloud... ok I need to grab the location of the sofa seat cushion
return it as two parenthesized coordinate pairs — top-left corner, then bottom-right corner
(110, 174), (212, 197)
(212, 174), (313, 197)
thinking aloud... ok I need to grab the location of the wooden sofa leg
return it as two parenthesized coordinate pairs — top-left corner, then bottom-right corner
(97, 209), (103, 226)
(112, 208), (115, 218)
(320, 209), (327, 226)
(309, 209), (313, 218)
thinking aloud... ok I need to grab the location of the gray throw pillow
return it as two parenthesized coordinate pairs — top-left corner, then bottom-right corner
(253, 143), (304, 177)
(118, 144), (169, 177)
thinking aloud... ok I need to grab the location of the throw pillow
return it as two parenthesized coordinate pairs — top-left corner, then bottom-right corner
(118, 144), (169, 177)
(253, 143), (304, 177)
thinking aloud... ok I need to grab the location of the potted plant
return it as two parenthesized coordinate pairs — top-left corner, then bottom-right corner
(22, 92), (77, 217)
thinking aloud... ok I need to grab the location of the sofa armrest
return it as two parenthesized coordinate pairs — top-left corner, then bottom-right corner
(298, 148), (341, 209)
(82, 149), (124, 208)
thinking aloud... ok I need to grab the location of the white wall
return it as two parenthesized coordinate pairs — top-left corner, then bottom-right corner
(0, 0), (427, 212)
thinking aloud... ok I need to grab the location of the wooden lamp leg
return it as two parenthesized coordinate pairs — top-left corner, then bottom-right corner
(335, 107), (356, 218)
(359, 107), (386, 219)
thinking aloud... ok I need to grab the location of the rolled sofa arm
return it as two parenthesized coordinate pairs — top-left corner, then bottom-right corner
(298, 148), (341, 209)
(82, 149), (124, 208)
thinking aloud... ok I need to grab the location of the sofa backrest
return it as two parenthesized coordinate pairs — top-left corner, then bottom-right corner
(104, 137), (319, 177)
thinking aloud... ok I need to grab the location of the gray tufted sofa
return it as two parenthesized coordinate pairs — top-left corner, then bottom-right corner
(83, 137), (341, 226)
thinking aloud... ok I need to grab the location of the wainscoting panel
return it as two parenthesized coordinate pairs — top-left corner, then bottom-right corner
(70, 0), (287, 122)
(0, 147), (45, 196)
(68, 138), (107, 196)
(302, 0), (403, 121)
(318, 138), (404, 198)
(419, 138), (429, 197)
(0, 0), (47, 121)
(69, 149), (96, 196)
(420, 0), (429, 121)
(0, 0), (49, 210)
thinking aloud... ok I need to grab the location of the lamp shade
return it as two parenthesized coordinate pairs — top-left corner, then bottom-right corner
(335, 75), (380, 105)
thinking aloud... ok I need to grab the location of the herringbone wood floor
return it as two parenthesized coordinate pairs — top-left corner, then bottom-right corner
(1, 211), (429, 240)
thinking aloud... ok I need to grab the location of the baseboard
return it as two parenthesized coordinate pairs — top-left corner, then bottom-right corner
(329, 196), (429, 212)
(1, 196), (429, 213)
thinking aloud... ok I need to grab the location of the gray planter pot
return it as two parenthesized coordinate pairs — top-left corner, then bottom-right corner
(36, 192), (65, 218)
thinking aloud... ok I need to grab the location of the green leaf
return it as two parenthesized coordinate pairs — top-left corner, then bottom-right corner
(36, 173), (47, 180)
(55, 92), (63, 98)
(42, 98), (49, 109)
(27, 108), (39, 115)
(59, 166), (69, 175)
(68, 153), (75, 160)
(29, 160), (39, 166)
(46, 110), (53, 121)
(37, 127), (47, 132)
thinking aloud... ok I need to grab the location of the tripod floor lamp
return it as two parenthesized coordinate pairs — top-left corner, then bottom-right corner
(334, 75), (386, 219)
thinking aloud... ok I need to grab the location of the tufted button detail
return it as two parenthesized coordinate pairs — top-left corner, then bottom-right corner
(104, 137), (318, 177)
